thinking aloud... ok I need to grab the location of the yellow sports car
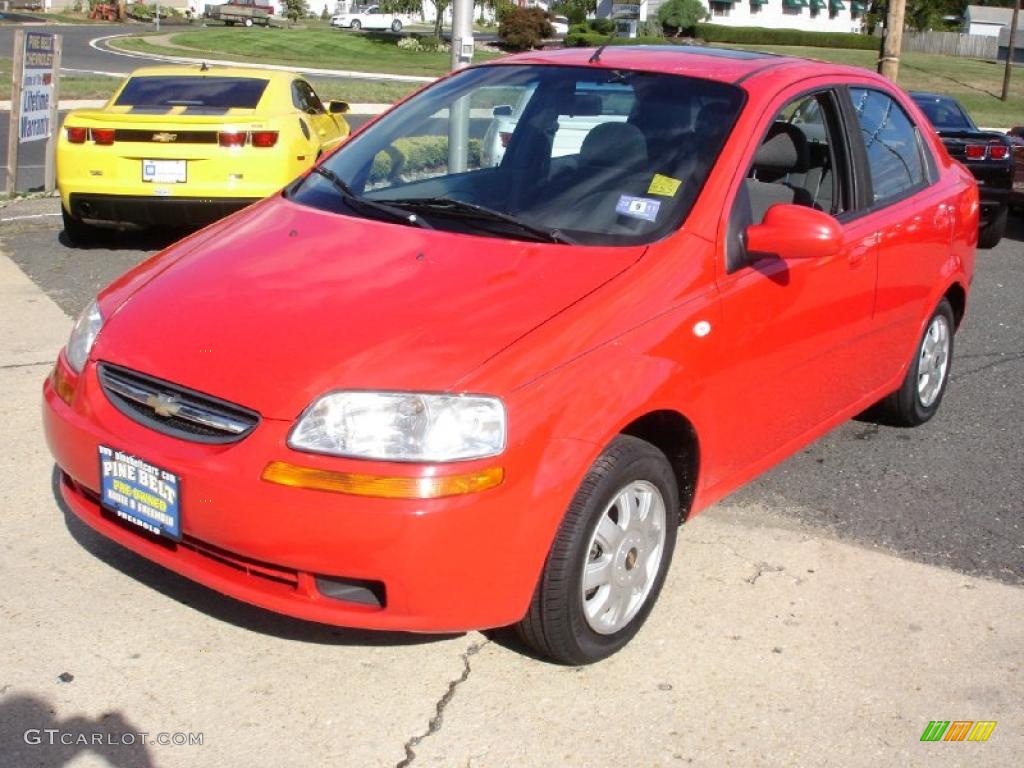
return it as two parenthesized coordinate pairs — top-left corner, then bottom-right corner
(57, 65), (350, 244)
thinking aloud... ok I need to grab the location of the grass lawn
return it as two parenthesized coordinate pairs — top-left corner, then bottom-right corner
(113, 27), (503, 78)
(725, 44), (1024, 128)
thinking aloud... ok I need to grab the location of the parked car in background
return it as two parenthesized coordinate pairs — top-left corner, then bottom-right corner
(57, 65), (350, 244)
(1005, 125), (1024, 210)
(330, 5), (410, 32)
(46, 47), (976, 665)
(910, 91), (1011, 248)
(551, 15), (570, 35)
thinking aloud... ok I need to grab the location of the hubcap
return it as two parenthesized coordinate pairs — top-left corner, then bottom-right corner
(917, 315), (950, 408)
(581, 480), (667, 635)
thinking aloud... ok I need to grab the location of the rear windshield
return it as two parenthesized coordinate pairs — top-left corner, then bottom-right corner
(912, 95), (974, 132)
(114, 77), (270, 109)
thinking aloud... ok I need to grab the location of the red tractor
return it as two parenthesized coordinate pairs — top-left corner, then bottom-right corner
(88, 3), (121, 21)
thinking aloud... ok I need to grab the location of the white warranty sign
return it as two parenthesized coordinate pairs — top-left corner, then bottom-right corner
(19, 31), (57, 143)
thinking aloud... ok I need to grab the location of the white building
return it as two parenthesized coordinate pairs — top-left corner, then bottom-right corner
(598, 0), (867, 34)
(961, 5), (1015, 38)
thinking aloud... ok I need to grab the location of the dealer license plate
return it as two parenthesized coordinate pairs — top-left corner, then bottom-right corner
(142, 159), (186, 184)
(99, 445), (181, 540)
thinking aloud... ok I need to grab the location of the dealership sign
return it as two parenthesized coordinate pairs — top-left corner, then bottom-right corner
(19, 32), (57, 143)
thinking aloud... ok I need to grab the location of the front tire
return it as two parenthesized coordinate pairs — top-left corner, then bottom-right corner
(350, 19), (361, 30)
(517, 435), (679, 665)
(879, 298), (955, 427)
(978, 204), (1007, 249)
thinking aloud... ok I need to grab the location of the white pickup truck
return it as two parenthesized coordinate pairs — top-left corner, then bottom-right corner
(330, 5), (412, 32)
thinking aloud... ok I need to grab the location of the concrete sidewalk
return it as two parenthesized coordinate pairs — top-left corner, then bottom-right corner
(0, 246), (1020, 767)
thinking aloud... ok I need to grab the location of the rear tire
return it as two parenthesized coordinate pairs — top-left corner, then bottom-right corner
(244, 18), (253, 27)
(878, 298), (955, 427)
(391, 19), (403, 32)
(978, 204), (1007, 249)
(516, 435), (679, 665)
(61, 207), (102, 248)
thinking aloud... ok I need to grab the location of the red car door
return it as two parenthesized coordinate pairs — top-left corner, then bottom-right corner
(845, 86), (956, 381)
(706, 85), (880, 490)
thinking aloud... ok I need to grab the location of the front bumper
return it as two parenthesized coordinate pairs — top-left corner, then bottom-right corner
(43, 357), (592, 632)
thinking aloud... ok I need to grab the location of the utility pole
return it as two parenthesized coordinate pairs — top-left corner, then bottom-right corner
(878, 0), (906, 82)
(447, 0), (474, 174)
(1002, 1), (1020, 101)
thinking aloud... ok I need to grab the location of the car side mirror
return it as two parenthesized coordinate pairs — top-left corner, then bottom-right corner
(745, 204), (842, 261)
(492, 105), (513, 117)
(328, 101), (350, 115)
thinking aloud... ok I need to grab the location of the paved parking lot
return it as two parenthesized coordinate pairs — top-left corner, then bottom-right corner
(1, 195), (1022, 767)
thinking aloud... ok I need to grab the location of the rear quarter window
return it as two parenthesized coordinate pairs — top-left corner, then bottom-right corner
(114, 77), (270, 109)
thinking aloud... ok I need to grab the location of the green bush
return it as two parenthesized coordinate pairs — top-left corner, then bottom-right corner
(694, 23), (878, 50)
(370, 137), (483, 184)
(591, 17), (615, 35)
(499, 7), (555, 51)
(658, 0), (707, 37)
(636, 19), (665, 39)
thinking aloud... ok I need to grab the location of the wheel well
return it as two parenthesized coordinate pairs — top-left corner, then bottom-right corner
(620, 410), (699, 521)
(945, 283), (966, 330)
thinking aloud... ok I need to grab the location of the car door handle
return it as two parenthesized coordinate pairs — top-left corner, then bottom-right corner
(847, 232), (880, 267)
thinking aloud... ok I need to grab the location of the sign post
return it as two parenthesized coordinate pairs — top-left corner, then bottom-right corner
(5, 30), (61, 198)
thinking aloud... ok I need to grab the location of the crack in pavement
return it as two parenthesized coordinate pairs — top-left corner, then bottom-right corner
(0, 360), (53, 370)
(395, 639), (490, 768)
(745, 562), (786, 585)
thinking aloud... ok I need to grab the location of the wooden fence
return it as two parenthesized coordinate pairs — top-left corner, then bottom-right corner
(900, 30), (998, 59)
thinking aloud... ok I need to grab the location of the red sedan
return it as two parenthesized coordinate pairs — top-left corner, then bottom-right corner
(43, 46), (977, 665)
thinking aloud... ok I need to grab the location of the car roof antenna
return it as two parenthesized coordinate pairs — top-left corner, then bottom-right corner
(590, 24), (618, 64)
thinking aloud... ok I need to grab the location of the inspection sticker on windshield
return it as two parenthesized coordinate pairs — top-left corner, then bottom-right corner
(616, 195), (661, 222)
(647, 174), (682, 197)
(98, 445), (181, 540)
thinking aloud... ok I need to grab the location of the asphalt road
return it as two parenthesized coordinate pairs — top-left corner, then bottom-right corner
(2, 196), (1022, 587)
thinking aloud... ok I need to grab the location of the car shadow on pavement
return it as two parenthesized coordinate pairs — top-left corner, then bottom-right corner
(57, 227), (195, 253)
(1002, 209), (1024, 243)
(0, 692), (155, 768)
(51, 468), (463, 649)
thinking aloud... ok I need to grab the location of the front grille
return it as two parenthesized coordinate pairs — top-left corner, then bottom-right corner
(98, 363), (260, 444)
(113, 129), (218, 144)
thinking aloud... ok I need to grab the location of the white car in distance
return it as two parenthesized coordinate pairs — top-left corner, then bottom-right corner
(330, 5), (411, 32)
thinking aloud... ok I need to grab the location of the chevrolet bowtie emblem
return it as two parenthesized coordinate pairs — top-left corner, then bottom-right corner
(147, 393), (182, 418)
(152, 132), (177, 143)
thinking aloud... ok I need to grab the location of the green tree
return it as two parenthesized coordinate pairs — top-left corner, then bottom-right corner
(657, 0), (707, 37)
(283, 0), (309, 23)
(551, 0), (598, 25)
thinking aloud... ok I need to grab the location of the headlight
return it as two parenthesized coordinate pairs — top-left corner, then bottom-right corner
(289, 391), (506, 462)
(65, 299), (103, 373)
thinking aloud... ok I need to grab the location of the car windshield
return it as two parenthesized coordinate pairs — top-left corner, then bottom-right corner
(912, 95), (975, 132)
(289, 64), (745, 246)
(114, 77), (270, 109)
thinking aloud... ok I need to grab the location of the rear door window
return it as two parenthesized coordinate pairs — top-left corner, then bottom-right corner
(114, 77), (270, 109)
(849, 88), (928, 204)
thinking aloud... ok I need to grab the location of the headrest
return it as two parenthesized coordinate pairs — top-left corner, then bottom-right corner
(753, 122), (809, 174)
(580, 122), (648, 169)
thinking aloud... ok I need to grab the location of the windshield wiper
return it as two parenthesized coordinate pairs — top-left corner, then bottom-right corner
(384, 196), (574, 244)
(310, 167), (433, 230)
